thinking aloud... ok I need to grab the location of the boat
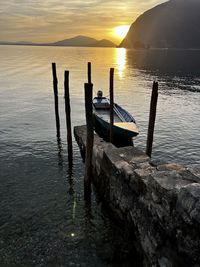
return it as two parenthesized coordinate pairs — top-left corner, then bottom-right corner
(93, 91), (139, 145)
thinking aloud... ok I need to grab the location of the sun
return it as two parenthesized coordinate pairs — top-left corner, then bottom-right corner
(113, 25), (130, 39)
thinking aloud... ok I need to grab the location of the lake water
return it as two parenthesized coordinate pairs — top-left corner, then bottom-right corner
(0, 45), (200, 266)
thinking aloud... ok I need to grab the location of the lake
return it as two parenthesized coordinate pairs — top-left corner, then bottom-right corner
(0, 45), (200, 266)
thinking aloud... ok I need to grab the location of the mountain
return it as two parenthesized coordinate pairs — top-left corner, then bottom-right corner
(0, 35), (116, 48)
(92, 39), (116, 47)
(52, 35), (98, 46)
(0, 41), (34, 45)
(120, 0), (200, 49)
(51, 35), (116, 47)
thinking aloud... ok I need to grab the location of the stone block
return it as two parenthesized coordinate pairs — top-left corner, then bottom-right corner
(157, 163), (186, 172)
(176, 183), (200, 224)
(74, 125), (200, 266)
(187, 165), (200, 181)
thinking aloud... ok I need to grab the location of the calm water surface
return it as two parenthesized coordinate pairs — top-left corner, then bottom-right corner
(0, 45), (200, 266)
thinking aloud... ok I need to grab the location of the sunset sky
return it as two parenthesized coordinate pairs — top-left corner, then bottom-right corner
(0, 0), (167, 44)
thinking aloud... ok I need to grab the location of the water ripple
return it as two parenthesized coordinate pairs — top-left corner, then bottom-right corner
(0, 45), (199, 266)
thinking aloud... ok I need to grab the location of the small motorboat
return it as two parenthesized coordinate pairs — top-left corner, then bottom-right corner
(93, 91), (139, 145)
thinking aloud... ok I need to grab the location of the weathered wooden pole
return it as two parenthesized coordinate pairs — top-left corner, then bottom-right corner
(52, 63), (60, 138)
(84, 82), (94, 200)
(87, 62), (91, 84)
(109, 68), (114, 143)
(146, 81), (159, 157)
(57, 136), (63, 167)
(64, 70), (73, 162)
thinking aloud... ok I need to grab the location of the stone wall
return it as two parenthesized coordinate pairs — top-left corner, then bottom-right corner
(74, 125), (200, 267)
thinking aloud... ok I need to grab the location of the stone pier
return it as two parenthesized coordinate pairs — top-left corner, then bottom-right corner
(74, 125), (200, 267)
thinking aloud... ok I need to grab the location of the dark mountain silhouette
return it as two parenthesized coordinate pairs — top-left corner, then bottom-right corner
(0, 41), (34, 45)
(120, 0), (200, 49)
(92, 39), (116, 47)
(52, 35), (98, 46)
(0, 35), (116, 48)
(49, 35), (116, 47)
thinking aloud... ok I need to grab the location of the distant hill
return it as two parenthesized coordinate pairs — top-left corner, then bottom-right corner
(120, 0), (200, 49)
(51, 35), (116, 47)
(0, 41), (34, 45)
(0, 35), (116, 48)
(92, 39), (116, 47)
(52, 35), (98, 46)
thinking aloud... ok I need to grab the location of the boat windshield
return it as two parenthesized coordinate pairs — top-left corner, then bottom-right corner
(93, 97), (110, 109)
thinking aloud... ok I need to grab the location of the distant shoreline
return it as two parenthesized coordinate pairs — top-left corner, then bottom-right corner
(0, 35), (117, 48)
(0, 43), (116, 48)
(1, 43), (200, 51)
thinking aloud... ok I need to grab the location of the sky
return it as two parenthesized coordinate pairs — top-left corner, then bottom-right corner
(0, 0), (167, 44)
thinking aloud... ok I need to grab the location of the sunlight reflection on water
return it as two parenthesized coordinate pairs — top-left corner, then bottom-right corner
(115, 48), (126, 79)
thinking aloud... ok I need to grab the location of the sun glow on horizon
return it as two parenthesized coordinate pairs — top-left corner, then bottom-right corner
(113, 25), (130, 39)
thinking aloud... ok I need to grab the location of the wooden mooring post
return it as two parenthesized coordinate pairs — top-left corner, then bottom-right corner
(87, 62), (92, 84)
(109, 68), (114, 143)
(52, 63), (60, 138)
(84, 82), (94, 200)
(146, 81), (159, 157)
(64, 70), (73, 162)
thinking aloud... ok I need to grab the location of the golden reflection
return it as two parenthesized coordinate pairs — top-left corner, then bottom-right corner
(115, 48), (126, 78)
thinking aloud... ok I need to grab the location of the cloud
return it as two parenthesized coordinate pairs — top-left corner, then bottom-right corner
(0, 0), (167, 42)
